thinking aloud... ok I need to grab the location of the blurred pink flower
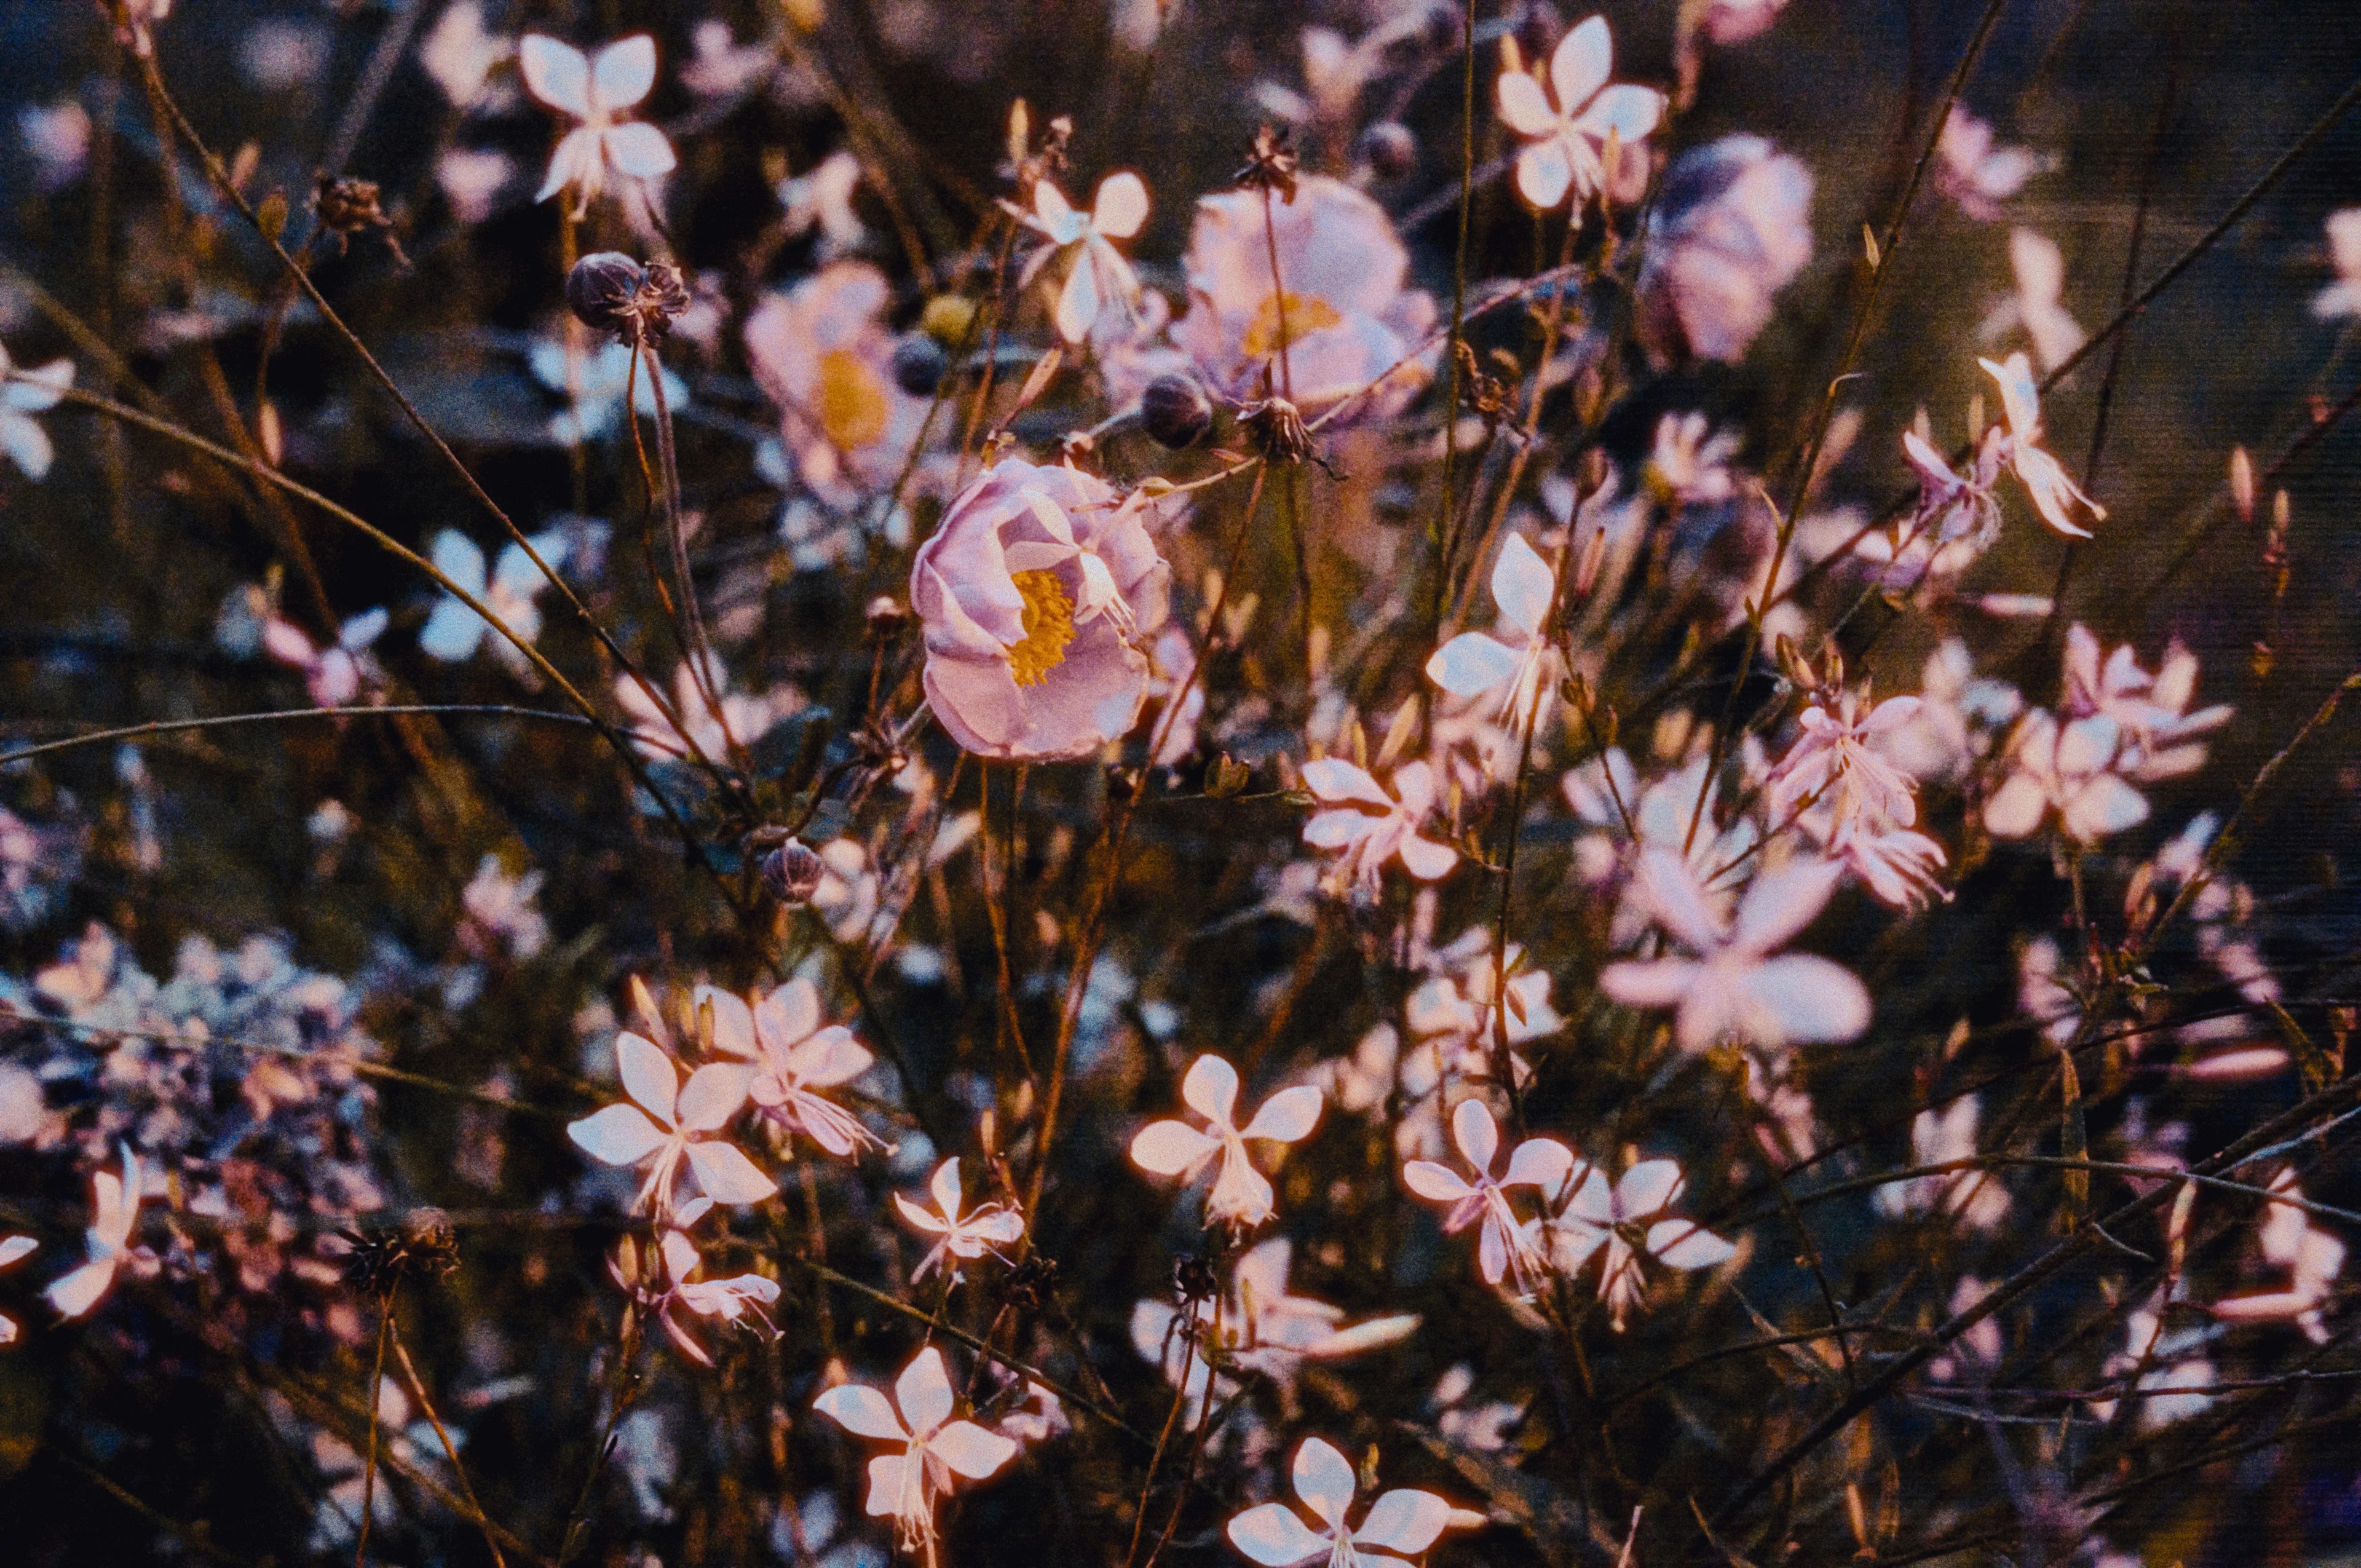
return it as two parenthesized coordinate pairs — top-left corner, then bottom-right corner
(745, 261), (931, 504)
(1637, 137), (1813, 365)
(1227, 1436), (1455, 1568)
(1301, 758), (1459, 895)
(1426, 534), (1559, 727)
(1936, 107), (2044, 221)
(47, 1144), (154, 1319)
(2060, 625), (2230, 782)
(1982, 710), (2148, 844)
(2215, 1169), (2347, 1343)
(911, 459), (1170, 760)
(2314, 210), (2361, 320)
(1875, 1096), (2009, 1232)
(812, 1347), (1016, 1551)
(520, 33), (675, 216)
(1701, 0), (1791, 44)
(1131, 1054), (1323, 1229)
(1133, 1237), (1417, 1411)
(1495, 17), (1663, 212)
(0, 1235), (33, 1344)
(1979, 229), (2085, 374)
(263, 608), (387, 708)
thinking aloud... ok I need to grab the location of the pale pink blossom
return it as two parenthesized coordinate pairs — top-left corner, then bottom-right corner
(1936, 107), (2044, 221)
(1637, 137), (1813, 364)
(0, 1235), (33, 1344)
(893, 1158), (1023, 1281)
(2092, 1302), (2215, 1428)
(1699, 0), (1790, 44)
(1980, 229), (2086, 374)
(911, 458), (1169, 760)
(1426, 534), (1559, 726)
(1549, 1157), (1736, 1329)
(778, 151), (867, 260)
(614, 655), (784, 762)
(1600, 852), (1872, 1051)
(1130, 1054), (1323, 1229)
(1495, 17), (1663, 212)
(263, 608), (387, 708)
(1227, 1436), (1455, 1568)
(520, 33), (676, 216)
(1132, 1237), (1418, 1412)
(2060, 625), (2230, 782)
(745, 262), (933, 505)
(1403, 1099), (1576, 1299)
(2315, 210), (2361, 320)
(459, 853), (549, 960)
(1873, 1097), (2010, 1232)
(1301, 758), (1459, 895)
(1900, 425), (2007, 564)
(2215, 1170), (2347, 1343)
(47, 1144), (154, 1319)
(421, 2), (512, 109)
(419, 526), (573, 676)
(566, 1031), (775, 1219)
(1982, 710), (2148, 844)
(0, 343), (74, 480)
(619, 1230), (781, 1366)
(812, 1347), (1018, 1551)
(1014, 173), (1149, 343)
(1768, 691), (1923, 830)
(1980, 352), (2105, 537)
(698, 979), (887, 1158)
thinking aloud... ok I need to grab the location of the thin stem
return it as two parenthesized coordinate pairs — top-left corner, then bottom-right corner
(386, 1315), (508, 1568)
(352, 1302), (392, 1568)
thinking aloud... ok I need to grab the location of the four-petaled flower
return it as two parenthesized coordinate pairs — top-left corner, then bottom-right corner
(520, 33), (677, 216)
(1426, 534), (1560, 727)
(812, 1346), (1018, 1551)
(420, 527), (573, 676)
(1130, 1053), (1324, 1230)
(263, 608), (388, 708)
(1227, 1436), (1455, 1568)
(1301, 758), (1459, 897)
(1403, 1099), (1575, 1299)
(1548, 1157), (1735, 1329)
(567, 1031), (776, 1220)
(0, 343), (74, 481)
(894, 1157), (1024, 1282)
(47, 1144), (152, 1320)
(1014, 173), (1150, 343)
(0, 1235), (31, 1344)
(1982, 710), (2148, 844)
(1768, 691), (1923, 831)
(1494, 17), (1664, 212)
(618, 1230), (781, 1367)
(1980, 352), (2104, 538)
(701, 979), (889, 1158)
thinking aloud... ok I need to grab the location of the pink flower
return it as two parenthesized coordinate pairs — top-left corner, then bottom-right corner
(1227, 1436), (1456, 1568)
(911, 459), (1170, 760)
(1637, 136), (1814, 365)
(812, 1347), (1017, 1551)
(2215, 1170), (2347, 1343)
(2060, 625), (2230, 782)
(263, 608), (387, 708)
(519, 33), (675, 216)
(46, 1144), (154, 1320)
(0, 1235), (33, 1344)
(1699, 0), (1790, 45)
(1132, 1237), (1418, 1411)
(1301, 758), (1460, 895)
(1980, 229), (2085, 375)
(1936, 108), (2044, 221)
(1168, 176), (1436, 413)
(1980, 352), (2105, 537)
(1873, 1098), (2010, 1232)
(614, 655), (784, 761)
(618, 1230), (781, 1366)
(1768, 691), (1923, 830)
(699, 980), (888, 1158)
(1130, 1053), (1323, 1229)
(1403, 1099), (1576, 1298)
(1549, 1158), (1736, 1329)
(1982, 710), (2148, 844)
(2092, 1303), (2213, 1427)
(1600, 852), (1872, 1051)
(745, 262), (933, 504)
(1014, 173), (1149, 343)
(1425, 534), (1559, 726)
(566, 1031), (775, 1220)
(1494, 17), (1663, 212)
(1900, 425), (2007, 561)
(893, 1157), (1023, 1281)
(2314, 210), (2361, 320)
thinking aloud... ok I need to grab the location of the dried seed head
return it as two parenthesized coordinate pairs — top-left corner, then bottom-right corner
(312, 175), (403, 261)
(1139, 373), (1214, 450)
(566, 253), (691, 343)
(759, 837), (826, 905)
(338, 1207), (460, 1299)
(1235, 124), (1300, 202)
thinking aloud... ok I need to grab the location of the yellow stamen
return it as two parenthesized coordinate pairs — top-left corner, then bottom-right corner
(1241, 291), (1343, 360)
(1005, 569), (1075, 687)
(815, 348), (890, 449)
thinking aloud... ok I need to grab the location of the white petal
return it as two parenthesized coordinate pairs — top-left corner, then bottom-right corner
(814, 1382), (906, 1441)
(1357, 1489), (1451, 1554)
(1490, 533), (1556, 637)
(1054, 251), (1101, 343)
(1291, 1436), (1358, 1531)
(604, 121), (678, 181)
(1982, 773), (2049, 839)
(684, 1139), (777, 1206)
(930, 1419), (1018, 1478)
(0, 414), (53, 481)
(1503, 1138), (1575, 1190)
(1396, 834), (1460, 882)
(1239, 1085), (1323, 1144)
(1495, 69), (1558, 138)
(615, 1032), (681, 1125)
(0, 1236), (34, 1268)
(591, 34), (658, 109)
(1227, 1503), (1329, 1567)
(1741, 954), (1872, 1044)
(1576, 84), (1663, 143)
(1091, 171), (1149, 239)
(568, 1103), (666, 1166)
(1516, 140), (1574, 210)
(1300, 757), (1393, 809)
(1616, 1160), (1685, 1219)
(1979, 352), (2041, 438)
(1402, 1160), (1476, 1203)
(418, 596), (489, 662)
(861, 1454), (912, 1518)
(1551, 17), (1613, 111)
(677, 1063), (754, 1131)
(1131, 1119), (1221, 1176)
(45, 1257), (116, 1319)
(895, 1346), (955, 1437)
(1180, 1054), (1241, 1127)
(1426, 633), (1524, 697)
(518, 34), (592, 117)
(930, 1157), (965, 1219)
(1451, 1099), (1500, 1173)
(1648, 1218), (1736, 1270)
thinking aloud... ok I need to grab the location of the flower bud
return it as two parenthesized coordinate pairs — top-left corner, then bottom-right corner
(759, 837), (826, 905)
(864, 595), (912, 640)
(1139, 373), (1214, 449)
(890, 334), (949, 398)
(1357, 121), (1418, 180)
(566, 251), (646, 335)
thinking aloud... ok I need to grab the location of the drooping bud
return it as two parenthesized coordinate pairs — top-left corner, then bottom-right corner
(890, 334), (949, 397)
(1356, 121), (1418, 180)
(759, 837), (826, 905)
(1139, 373), (1214, 449)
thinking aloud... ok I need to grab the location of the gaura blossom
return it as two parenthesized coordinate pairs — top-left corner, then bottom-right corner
(1600, 852), (1872, 1051)
(1494, 17), (1663, 212)
(1873, 1096), (2010, 1232)
(1979, 352), (2104, 537)
(698, 979), (888, 1158)
(1426, 534), (1559, 727)
(460, 853), (549, 960)
(1982, 710), (2148, 844)
(1980, 229), (2085, 376)
(1548, 1157), (1736, 1329)
(566, 1031), (775, 1219)
(420, 526), (572, 675)
(745, 262), (931, 504)
(1132, 1237), (1418, 1411)
(2092, 1302), (2215, 1428)
(1637, 137), (1813, 365)
(1403, 1099), (1576, 1299)
(812, 1347), (1017, 1551)
(2059, 625), (2230, 782)
(263, 608), (388, 708)
(1169, 176), (1436, 413)
(530, 337), (688, 446)
(780, 151), (868, 259)
(421, 2), (512, 109)
(0, 343), (74, 480)
(1014, 173), (1149, 343)
(1767, 691), (1923, 830)
(616, 1229), (781, 1366)
(893, 1157), (1023, 1281)
(911, 458), (1169, 760)
(1901, 424), (2006, 560)
(1227, 1436), (1455, 1568)
(519, 33), (676, 216)
(0, 1235), (33, 1344)
(1936, 107), (2044, 221)
(47, 1144), (151, 1319)
(615, 655), (784, 762)
(1129, 1053), (1324, 1229)
(2314, 210), (2361, 320)
(1301, 758), (1459, 895)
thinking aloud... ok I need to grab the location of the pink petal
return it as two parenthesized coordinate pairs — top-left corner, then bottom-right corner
(676, 1062), (754, 1131)
(615, 1032), (680, 1125)
(1616, 1159), (1685, 1219)
(1227, 1503), (1329, 1566)
(1403, 1160), (1476, 1203)
(590, 34), (657, 110)
(1300, 757), (1393, 809)
(1091, 171), (1149, 239)
(1450, 1098), (1500, 1174)
(896, 1346), (955, 1436)
(1648, 1218), (1736, 1269)
(930, 1419), (1018, 1478)
(684, 1139), (777, 1206)
(1357, 1489), (1451, 1554)
(1495, 69), (1558, 138)
(1291, 1436), (1358, 1531)
(518, 34), (591, 117)
(1130, 1119), (1221, 1177)
(1549, 17), (1613, 113)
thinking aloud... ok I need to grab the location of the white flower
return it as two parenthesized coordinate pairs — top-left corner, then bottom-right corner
(1426, 534), (1559, 726)
(47, 1144), (151, 1320)
(622, 1230), (781, 1366)
(1403, 1099), (1575, 1298)
(893, 1158), (1023, 1281)
(531, 337), (687, 446)
(812, 1347), (1018, 1551)
(1936, 107), (2044, 221)
(1549, 1157), (1736, 1329)
(261, 608), (388, 708)
(459, 853), (548, 960)
(1494, 17), (1664, 212)
(421, 2), (512, 109)
(1301, 758), (1459, 896)
(614, 655), (781, 761)
(0, 344), (73, 480)
(2059, 625), (2230, 782)
(1129, 1054), (1323, 1229)
(0, 1235), (33, 1344)
(2314, 210), (2361, 320)
(419, 527), (572, 675)
(2215, 1169), (2347, 1343)
(780, 151), (868, 259)
(1600, 852), (1872, 1051)
(700, 980), (888, 1158)
(1132, 1237), (1418, 1414)
(1980, 229), (2085, 375)
(1980, 352), (2104, 537)
(519, 33), (676, 216)
(1014, 173), (1149, 343)
(1873, 1097), (2010, 1232)
(1982, 710), (2148, 844)
(1227, 1436), (1455, 1568)
(2092, 1303), (2214, 1428)
(566, 1031), (775, 1220)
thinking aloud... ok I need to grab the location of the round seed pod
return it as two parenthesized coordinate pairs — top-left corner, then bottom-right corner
(1139, 373), (1214, 450)
(890, 334), (949, 397)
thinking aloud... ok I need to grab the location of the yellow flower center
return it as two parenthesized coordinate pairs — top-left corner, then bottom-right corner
(1241, 291), (1343, 360)
(815, 348), (890, 449)
(1005, 569), (1076, 688)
